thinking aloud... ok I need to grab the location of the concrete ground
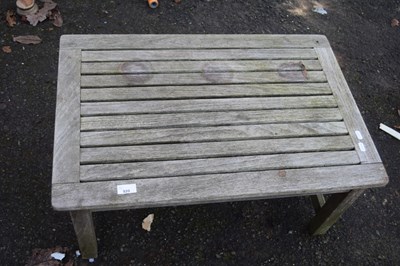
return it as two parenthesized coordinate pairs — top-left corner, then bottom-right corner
(1, 0), (399, 265)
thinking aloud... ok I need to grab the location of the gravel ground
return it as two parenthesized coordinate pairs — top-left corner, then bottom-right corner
(1, 0), (399, 265)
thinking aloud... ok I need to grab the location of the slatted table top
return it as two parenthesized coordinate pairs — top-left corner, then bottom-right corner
(52, 35), (388, 211)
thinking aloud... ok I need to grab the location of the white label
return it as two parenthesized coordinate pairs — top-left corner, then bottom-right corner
(355, 130), (363, 140)
(358, 142), (366, 152)
(117, 184), (137, 195)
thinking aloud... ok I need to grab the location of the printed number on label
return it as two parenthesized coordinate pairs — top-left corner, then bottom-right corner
(117, 184), (137, 195)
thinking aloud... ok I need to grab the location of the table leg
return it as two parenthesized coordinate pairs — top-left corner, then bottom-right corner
(310, 194), (326, 211)
(308, 189), (364, 235)
(70, 210), (98, 259)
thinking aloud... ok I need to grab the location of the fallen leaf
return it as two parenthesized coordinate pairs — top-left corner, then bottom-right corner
(278, 170), (286, 177)
(51, 9), (63, 27)
(6, 10), (17, 27)
(394, 125), (400, 129)
(175, 0), (182, 3)
(26, 0), (57, 26)
(142, 213), (154, 232)
(26, 246), (72, 266)
(2, 46), (12, 53)
(391, 18), (399, 27)
(13, 35), (42, 44)
(398, 109), (400, 116)
(16, 0), (35, 9)
(299, 61), (308, 79)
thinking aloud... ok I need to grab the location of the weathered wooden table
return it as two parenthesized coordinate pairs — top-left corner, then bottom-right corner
(52, 34), (388, 259)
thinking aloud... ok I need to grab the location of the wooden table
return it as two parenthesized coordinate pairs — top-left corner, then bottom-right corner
(52, 35), (388, 259)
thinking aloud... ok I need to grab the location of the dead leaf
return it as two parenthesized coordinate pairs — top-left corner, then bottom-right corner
(278, 170), (286, 177)
(394, 125), (400, 129)
(175, 0), (182, 3)
(13, 35), (42, 44)
(391, 18), (399, 27)
(142, 213), (154, 232)
(6, 10), (17, 27)
(26, 0), (57, 26)
(17, 0), (35, 9)
(398, 109), (400, 117)
(299, 62), (308, 79)
(51, 9), (63, 27)
(2, 46), (12, 53)
(26, 246), (72, 266)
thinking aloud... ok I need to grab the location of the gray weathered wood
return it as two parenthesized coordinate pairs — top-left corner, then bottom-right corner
(80, 151), (360, 181)
(61, 34), (330, 49)
(70, 211), (98, 259)
(81, 60), (322, 74)
(80, 136), (354, 164)
(52, 164), (387, 211)
(81, 71), (326, 87)
(80, 122), (348, 147)
(81, 108), (343, 131)
(81, 83), (332, 101)
(81, 48), (317, 62)
(52, 49), (81, 184)
(53, 35), (388, 240)
(308, 189), (365, 235)
(316, 48), (381, 163)
(81, 96), (337, 116)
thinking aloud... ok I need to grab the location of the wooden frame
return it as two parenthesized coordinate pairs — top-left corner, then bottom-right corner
(52, 35), (388, 259)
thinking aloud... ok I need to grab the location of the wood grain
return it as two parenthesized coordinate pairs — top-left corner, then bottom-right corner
(316, 48), (381, 163)
(81, 83), (332, 101)
(81, 96), (337, 116)
(52, 49), (81, 184)
(80, 151), (360, 181)
(52, 164), (387, 211)
(70, 211), (98, 258)
(81, 71), (326, 87)
(81, 48), (317, 62)
(81, 108), (343, 131)
(61, 34), (330, 49)
(81, 60), (322, 74)
(80, 136), (355, 164)
(80, 122), (348, 147)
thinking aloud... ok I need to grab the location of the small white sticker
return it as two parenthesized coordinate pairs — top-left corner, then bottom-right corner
(117, 184), (137, 195)
(355, 130), (363, 140)
(358, 142), (366, 152)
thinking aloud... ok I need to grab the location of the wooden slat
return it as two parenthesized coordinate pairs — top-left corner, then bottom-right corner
(80, 122), (348, 147)
(81, 48), (317, 62)
(81, 71), (326, 87)
(52, 49), (81, 184)
(81, 83), (332, 101)
(61, 34), (330, 50)
(80, 151), (360, 181)
(80, 136), (354, 164)
(52, 164), (388, 211)
(81, 108), (343, 131)
(81, 60), (322, 74)
(316, 48), (382, 163)
(81, 96), (337, 116)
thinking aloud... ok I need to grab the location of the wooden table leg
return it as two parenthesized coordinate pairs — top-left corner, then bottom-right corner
(70, 210), (98, 259)
(310, 194), (326, 211)
(308, 189), (364, 235)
